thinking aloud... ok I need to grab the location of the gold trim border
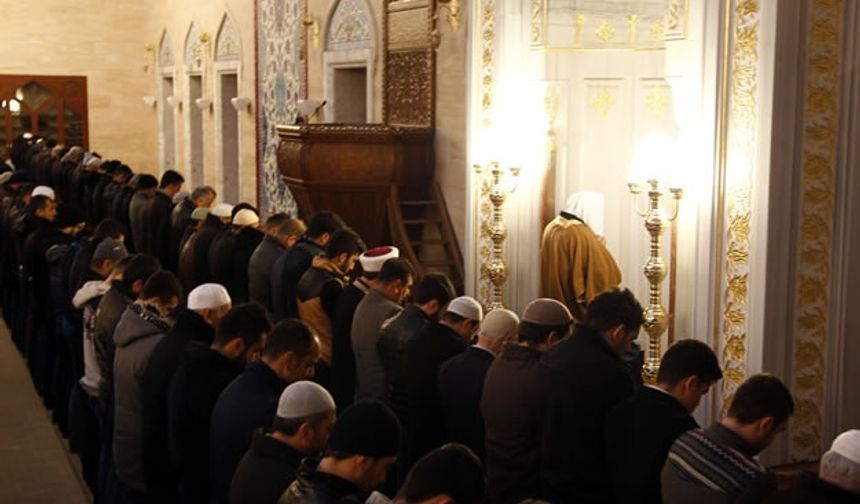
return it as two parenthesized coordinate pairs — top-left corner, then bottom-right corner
(791, 0), (843, 462)
(717, 0), (759, 415)
(475, 0), (496, 307)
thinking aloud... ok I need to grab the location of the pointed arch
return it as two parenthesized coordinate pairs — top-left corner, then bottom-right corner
(184, 21), (202, 69)
(158, 29), (174, 68)
(215, 13), (241, 62)
(326, 0), (375, 51)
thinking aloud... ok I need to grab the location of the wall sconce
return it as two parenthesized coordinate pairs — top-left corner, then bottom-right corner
(474, 160), (520, 310)
(231, 97), (252, 112)
(143, 43), (156, 72)
(194, 33), (212, 68)
(166, 96), (182, 110)
(627, 134), (683, 384)
(142, 95), (157, 108)
(194, 97), (213, 111)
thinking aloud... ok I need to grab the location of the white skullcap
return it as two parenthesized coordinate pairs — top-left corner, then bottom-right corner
(359, 246), (400, 273)
(565, 191), (605, 238)
(187, 283), (231, 310)
(32, 185), (56, 200)
(277, 381), (336, 419)
(232, 208), (260, 227)
(211, 203), (234, 218)
(830, 430), (860, 465)
(446, 296), (483, 322)
(480, 309), (520, 340)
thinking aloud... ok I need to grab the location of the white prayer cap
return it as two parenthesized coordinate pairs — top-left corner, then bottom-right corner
(276, 381), (336, 419)
(446, 296), (483, 322)
(32, 185), (56, 200)
(479, 309), (520, 340)
(359, 246), (399, 273)
(211, 203), (234, 218)
(521, 298), (573, 327)
(565, 191), (605, 238)
(232, 208), (260, 227)
(829, 430), (860, 465)
(187, 283), (232, 311)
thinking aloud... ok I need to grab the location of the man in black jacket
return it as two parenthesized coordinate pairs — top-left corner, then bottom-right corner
(230, 381), (336, 504)
(128, 174), (158, 254)
(378, 274), (455, 425)
(605, 339), (723, 504)
(145, 170), (184, 268)
(482, 298), (572, 504)
(231, 209), (265, 303)
(540, 288), (644, 504)
(141, 283), (232, 503)
(438, 308), (519, 460)
(168, 303), (271, 504)
(271, 211), (345, 321)
(168, 185), (215, 272)
(192, 203), (232, 287)
(210, 318), (321, 504)
(248, 215), (304, 313)
(279, 401), (401, 504)
(404, 296), (482, 474)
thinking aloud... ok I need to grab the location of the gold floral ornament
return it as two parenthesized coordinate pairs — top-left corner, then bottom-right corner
(589, 86), (616, 118)
(596, 21), (615, 43)
(645, 87), (668, 118)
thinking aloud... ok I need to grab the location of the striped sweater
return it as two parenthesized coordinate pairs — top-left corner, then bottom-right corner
(664, 423), (769, 499)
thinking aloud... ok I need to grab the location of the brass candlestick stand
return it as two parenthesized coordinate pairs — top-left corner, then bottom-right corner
(475, 161), (520, 310)
(628, 179), (682, 383)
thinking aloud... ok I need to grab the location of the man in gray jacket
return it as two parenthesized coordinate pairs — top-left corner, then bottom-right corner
(352, 258), (415, 401)
(248, 215), (305, 313)
(112, 271), (183, 500)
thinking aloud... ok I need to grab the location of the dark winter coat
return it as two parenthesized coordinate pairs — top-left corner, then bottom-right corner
(168, 342), (245, 504)
(231, 226), (264, 303)
(248, 234), (286, 313)
(540, 324), (636, 503)
(209, 227), (238, 291)
(482, 344), (551, 504)
(192, 215), (226, 286)
(438, 345), (495, 460)
(168, 198), (195, 272)
(142, 308), (215, 502)
(271, 239), (324, 321)
(605, 386), (698, 504)
(404, 321), (467, 469)
(128, 190), (153, 255)
(210, 362), (290, 504)
(278, 458), (369, 504)
(229, 429), (305, 504)
(378, 305), (433, 424)
(112, 302), (173, 492)
(93, 285), (133, 394)
(145, 190), (175, 268)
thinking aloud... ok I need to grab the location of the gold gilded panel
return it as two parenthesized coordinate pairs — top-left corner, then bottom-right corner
(791, 0), (843, 463)
(388, 8), (432, 51)
(386, 50), (434, 127)
(476, 0), (496, 308)
(717, 0), (759, 415)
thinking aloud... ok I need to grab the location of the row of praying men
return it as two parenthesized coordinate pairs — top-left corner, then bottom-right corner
(3, 134), (860, 504)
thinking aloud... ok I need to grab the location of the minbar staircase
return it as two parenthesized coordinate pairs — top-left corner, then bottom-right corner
(389, 183), (464, 294)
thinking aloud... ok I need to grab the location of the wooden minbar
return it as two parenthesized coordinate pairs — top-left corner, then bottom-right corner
(276, 123), (435, 246)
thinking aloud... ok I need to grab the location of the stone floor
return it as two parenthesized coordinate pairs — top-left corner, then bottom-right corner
(0, 320), (91, 504)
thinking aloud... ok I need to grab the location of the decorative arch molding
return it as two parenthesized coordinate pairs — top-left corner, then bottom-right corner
(159, 30), (175, 69)
(184, 21), (204, 72)
(215, 13), (241, 62)
(326, 0), (375, 51)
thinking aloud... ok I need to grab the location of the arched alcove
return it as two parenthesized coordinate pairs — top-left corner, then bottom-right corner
(183, 21), (205, 188)
(214, 13), (242, 204)
(323, 0), (376, 123)
(157, 30), (176, 173)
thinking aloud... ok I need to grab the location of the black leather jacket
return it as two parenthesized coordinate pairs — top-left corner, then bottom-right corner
(278, 458), (369, 504)
(377, 304), (432, 424)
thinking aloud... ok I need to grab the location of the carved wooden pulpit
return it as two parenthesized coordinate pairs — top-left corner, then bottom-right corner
(276, 123), (435, 247)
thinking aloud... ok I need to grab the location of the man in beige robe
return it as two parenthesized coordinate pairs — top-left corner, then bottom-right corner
(540, 192), (621, 321)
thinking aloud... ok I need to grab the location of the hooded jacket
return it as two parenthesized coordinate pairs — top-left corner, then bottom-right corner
(73, 279), (111, 397)
(112, 301), (173, 492)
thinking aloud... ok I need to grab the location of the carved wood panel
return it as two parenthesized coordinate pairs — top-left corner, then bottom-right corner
(385, 50), (434, 127)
